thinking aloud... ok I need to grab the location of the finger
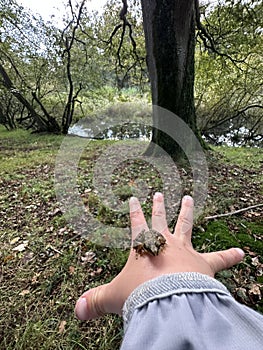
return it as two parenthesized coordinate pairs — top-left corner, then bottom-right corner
(203, 248), (245, 273)
(75, 282), (123, 320)
(129, 197), (148, 240)
(152, 192), (169, 235)
(75, 285), (108, 321)
(174, 196), (194, 242)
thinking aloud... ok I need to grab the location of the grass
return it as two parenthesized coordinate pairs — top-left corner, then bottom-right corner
(0, 126), (262, 349)
(213, 145), (263, 170)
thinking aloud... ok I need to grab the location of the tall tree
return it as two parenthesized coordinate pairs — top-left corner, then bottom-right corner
(140, 0), (204, 160)
(60, 0), (87, 134)
(0, 0), (61, 132)
(0, 0), (98, 134)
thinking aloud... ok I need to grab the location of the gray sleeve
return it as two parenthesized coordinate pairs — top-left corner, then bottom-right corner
(120, 273), (263, 350)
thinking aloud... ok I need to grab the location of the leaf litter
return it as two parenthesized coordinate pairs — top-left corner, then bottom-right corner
(0, 135), (262, 348)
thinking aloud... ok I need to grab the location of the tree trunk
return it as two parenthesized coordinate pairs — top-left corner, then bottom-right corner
(141, 0), (204, 160)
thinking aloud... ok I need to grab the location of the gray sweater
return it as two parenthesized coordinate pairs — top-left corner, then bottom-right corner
(121, 273), (263, 349)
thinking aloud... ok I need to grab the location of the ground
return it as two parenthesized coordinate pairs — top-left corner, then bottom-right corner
(0, 126), (262, 349)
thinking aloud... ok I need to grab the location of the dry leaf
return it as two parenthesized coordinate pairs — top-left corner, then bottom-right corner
(45, 244), (62, 255)
(58, 227), (68, 235)
(96, 267), (103, 275)
(81, 251), (96, 263)
(12, 241), (28, 252)
(69, 266), (75, 275)
(52, 208), (62, 216)
(19, 289), (30, 296)
(10, 237), (20, 245)
(251, 257), (260, 267)
(31, 273), (41, 284)
(3, 255), (14, 263)
(58, 320), (67, 334)
(249, 284), (262, 299)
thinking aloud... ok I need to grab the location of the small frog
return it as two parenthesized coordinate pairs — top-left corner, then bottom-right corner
(132, 229), (166, 257)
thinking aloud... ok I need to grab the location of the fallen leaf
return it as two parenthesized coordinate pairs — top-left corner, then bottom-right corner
(95, 267), (103, 275)
(58, 227), (68, 235)
(45, 244), (62, 255)
(49, 208), (62, 217)
(10, 237), (21, 245)
(69, 266), (75, 275)
(19, 289), (30, 296)
(32, 273), (41, 284)
(251, 257), (260, 267)
(249, 284), (262, 299)
(12, 241), (28, 252)
(81, 251), (96, 263)
(3, 255), (14, 263)
(58, 320), (67, 334)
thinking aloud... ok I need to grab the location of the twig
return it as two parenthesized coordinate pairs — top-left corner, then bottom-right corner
(205, 204), (263, 220)
(46, 244), (63, 255)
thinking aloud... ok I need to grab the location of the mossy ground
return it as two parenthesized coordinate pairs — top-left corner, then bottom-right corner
(0, 126), (262, 349)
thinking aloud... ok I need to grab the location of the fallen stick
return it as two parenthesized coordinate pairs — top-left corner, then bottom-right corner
(205, 203), (263, 220)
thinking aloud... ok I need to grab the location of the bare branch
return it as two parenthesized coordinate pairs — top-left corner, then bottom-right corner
(105, 0), (140, 70)
(206, 104), (263, 131)
(205, 203), (263, 220)
(120, 0), (128, 20)
(61, 0), (86, 133)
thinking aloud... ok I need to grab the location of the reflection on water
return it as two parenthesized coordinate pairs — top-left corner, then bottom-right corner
(68, 123), (152, 141)
(68, 123), (261, 147)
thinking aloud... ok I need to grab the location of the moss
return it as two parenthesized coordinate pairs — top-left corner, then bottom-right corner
(193, 221), (240, 252)
(193, 220), (263, 257)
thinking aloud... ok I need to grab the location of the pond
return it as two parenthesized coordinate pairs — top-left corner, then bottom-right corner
(68, 123), (262, 147)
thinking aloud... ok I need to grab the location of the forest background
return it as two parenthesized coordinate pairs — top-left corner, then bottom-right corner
(0, 0), (262, 145)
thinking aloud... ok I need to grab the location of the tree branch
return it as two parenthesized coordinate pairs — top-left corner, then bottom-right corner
(105, 0), (140, 70)
(206, 104), (263, 131)
(205, 204), (263, 220)
(194, 0), (245, 68)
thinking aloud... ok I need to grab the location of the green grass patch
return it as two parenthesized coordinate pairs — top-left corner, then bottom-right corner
(213, 146), (263, 170)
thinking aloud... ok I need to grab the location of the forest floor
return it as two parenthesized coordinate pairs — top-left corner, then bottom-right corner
(0, 126), (262, 349)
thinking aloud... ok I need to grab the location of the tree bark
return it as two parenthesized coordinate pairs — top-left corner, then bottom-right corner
(141, 0), (204, 160)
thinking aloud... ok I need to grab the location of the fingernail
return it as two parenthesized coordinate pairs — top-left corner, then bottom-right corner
(154, 192), (163, 200)
(129, 197), (140, 211)
(235, 248), (245, 258)
(182, 195), (194, 205)
(75, 297), (89, 321)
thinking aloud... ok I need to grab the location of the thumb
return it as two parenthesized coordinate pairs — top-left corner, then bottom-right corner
(203, 248), (245, 273)
(75, 283), (111, 321)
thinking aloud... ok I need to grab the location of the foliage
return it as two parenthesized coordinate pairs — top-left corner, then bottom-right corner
(0, 0), (148, 133)
(0, 0), (62, 131)
(196, 0), (263, 145)
(0, 0), (262, 145)
(87, 0), (147, 90)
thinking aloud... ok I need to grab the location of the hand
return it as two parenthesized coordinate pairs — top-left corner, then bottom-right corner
(75, 193), (244, 321)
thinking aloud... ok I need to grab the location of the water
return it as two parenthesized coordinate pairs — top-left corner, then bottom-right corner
(69, 123), (262, 147)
